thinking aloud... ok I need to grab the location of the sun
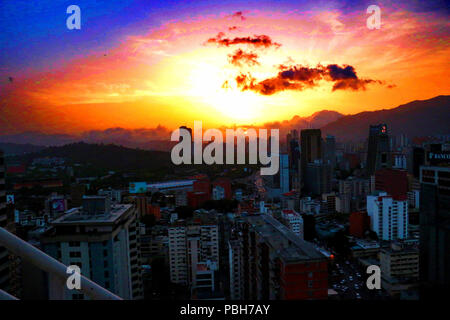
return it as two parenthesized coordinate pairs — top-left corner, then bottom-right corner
(186, 60), (265, 123)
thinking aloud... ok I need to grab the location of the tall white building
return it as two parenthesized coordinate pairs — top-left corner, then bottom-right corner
(367, 192), (408, 241)
(281, 209), (304, 239)
(168, 218), (219, 290)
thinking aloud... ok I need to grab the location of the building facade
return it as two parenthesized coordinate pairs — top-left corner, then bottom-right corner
(367, 192), (409, 241)
(42, 197), (143, 300)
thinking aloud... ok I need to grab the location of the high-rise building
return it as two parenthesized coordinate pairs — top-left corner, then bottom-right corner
(300, 129), (322, 185)
(412, 147), (425, 178)
(419, 166), (450, 296)
(41, 196), (143, 299)
(324, 135), (336, 169)
(366, 124), (391, 176)
(239, 214), (328, 299)
(304, 160), (332, 195)
(279, 153), (290, 194)
(367, 192), (409, 241)
(228, 239), (243, 300)
(375, 168), (409, 200)
(287, 130), (301, 191)
(168, 216), (219, 291)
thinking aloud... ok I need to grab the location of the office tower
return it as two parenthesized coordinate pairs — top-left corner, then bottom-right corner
(228, 239), (243, 300)
(279, 153), (290, 193)
(324, 135), (336, 169)
(339, 177), (371, 198)
(304, 160), (332, 195)
(366, 124), (391, 176)
(281, 209), (304, 238)
(168, 217), (219, 289)
(375, 168), (409, 200)
(412, 147), (425, 178)
(271, 153), (290, 194)
(380, 241), (419, 297)
(367, 192), (409, 241)
(419, 166), (450, 295)
(240, 215), (328, 299)
(300, 129), (322, 186)
(41, 196), (143, 300)
(287, 130), (301, 190)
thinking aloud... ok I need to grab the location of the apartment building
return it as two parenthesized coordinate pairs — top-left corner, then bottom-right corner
(42, 196), (143, 300)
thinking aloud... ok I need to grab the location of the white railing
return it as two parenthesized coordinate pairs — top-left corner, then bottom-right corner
(0, 227), (122, 300)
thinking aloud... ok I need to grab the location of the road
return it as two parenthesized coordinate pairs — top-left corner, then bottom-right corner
(329, 257), (391, 300)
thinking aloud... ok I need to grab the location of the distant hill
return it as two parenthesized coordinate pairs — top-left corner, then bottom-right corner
(321, 95), (450, 141)
(16, 142), (172, 171)
(0, 142), (45, 156)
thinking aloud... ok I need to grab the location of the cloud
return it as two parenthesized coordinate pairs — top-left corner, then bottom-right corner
(206, 33), (281, 49)
(228, 49), (259, 67)
(234, 64), (385, 95)
(232, 11), (246, 21)
(228, 26), (240, 31)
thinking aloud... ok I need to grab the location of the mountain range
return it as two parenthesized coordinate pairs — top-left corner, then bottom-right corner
(0, 95), (448, 151)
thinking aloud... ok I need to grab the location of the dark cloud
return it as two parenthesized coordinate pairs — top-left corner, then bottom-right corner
(232, 11), (246, 21)
(228, 49), (259, 67)
(228, 26), (239, 31)
(326, 64), (357, 80)
(206, 33), (281, 49)
(234, 64), (384, 95)
(331, 78), (382, 91)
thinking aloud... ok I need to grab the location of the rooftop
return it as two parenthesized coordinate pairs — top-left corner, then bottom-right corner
(246, 214), (325, 262)
(51, 204), (133, 225)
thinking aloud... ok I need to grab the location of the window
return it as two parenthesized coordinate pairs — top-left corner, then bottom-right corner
(104, 271), (109, 278)
(103, 249), (108, 257)
(69, 252), (81, 258)
(308, 280), (313, 288)
(69, 241), (80, 247)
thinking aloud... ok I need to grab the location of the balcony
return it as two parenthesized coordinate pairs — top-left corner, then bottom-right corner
(0, 227), (121, 300)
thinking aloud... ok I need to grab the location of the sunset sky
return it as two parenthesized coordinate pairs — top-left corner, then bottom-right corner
(0, 0), (448, 135)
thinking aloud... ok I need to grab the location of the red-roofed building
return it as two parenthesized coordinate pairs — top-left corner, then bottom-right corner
(375, 168), (408, 200)
(349, 211), (370, 238)
(187, 191), (209, 209)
